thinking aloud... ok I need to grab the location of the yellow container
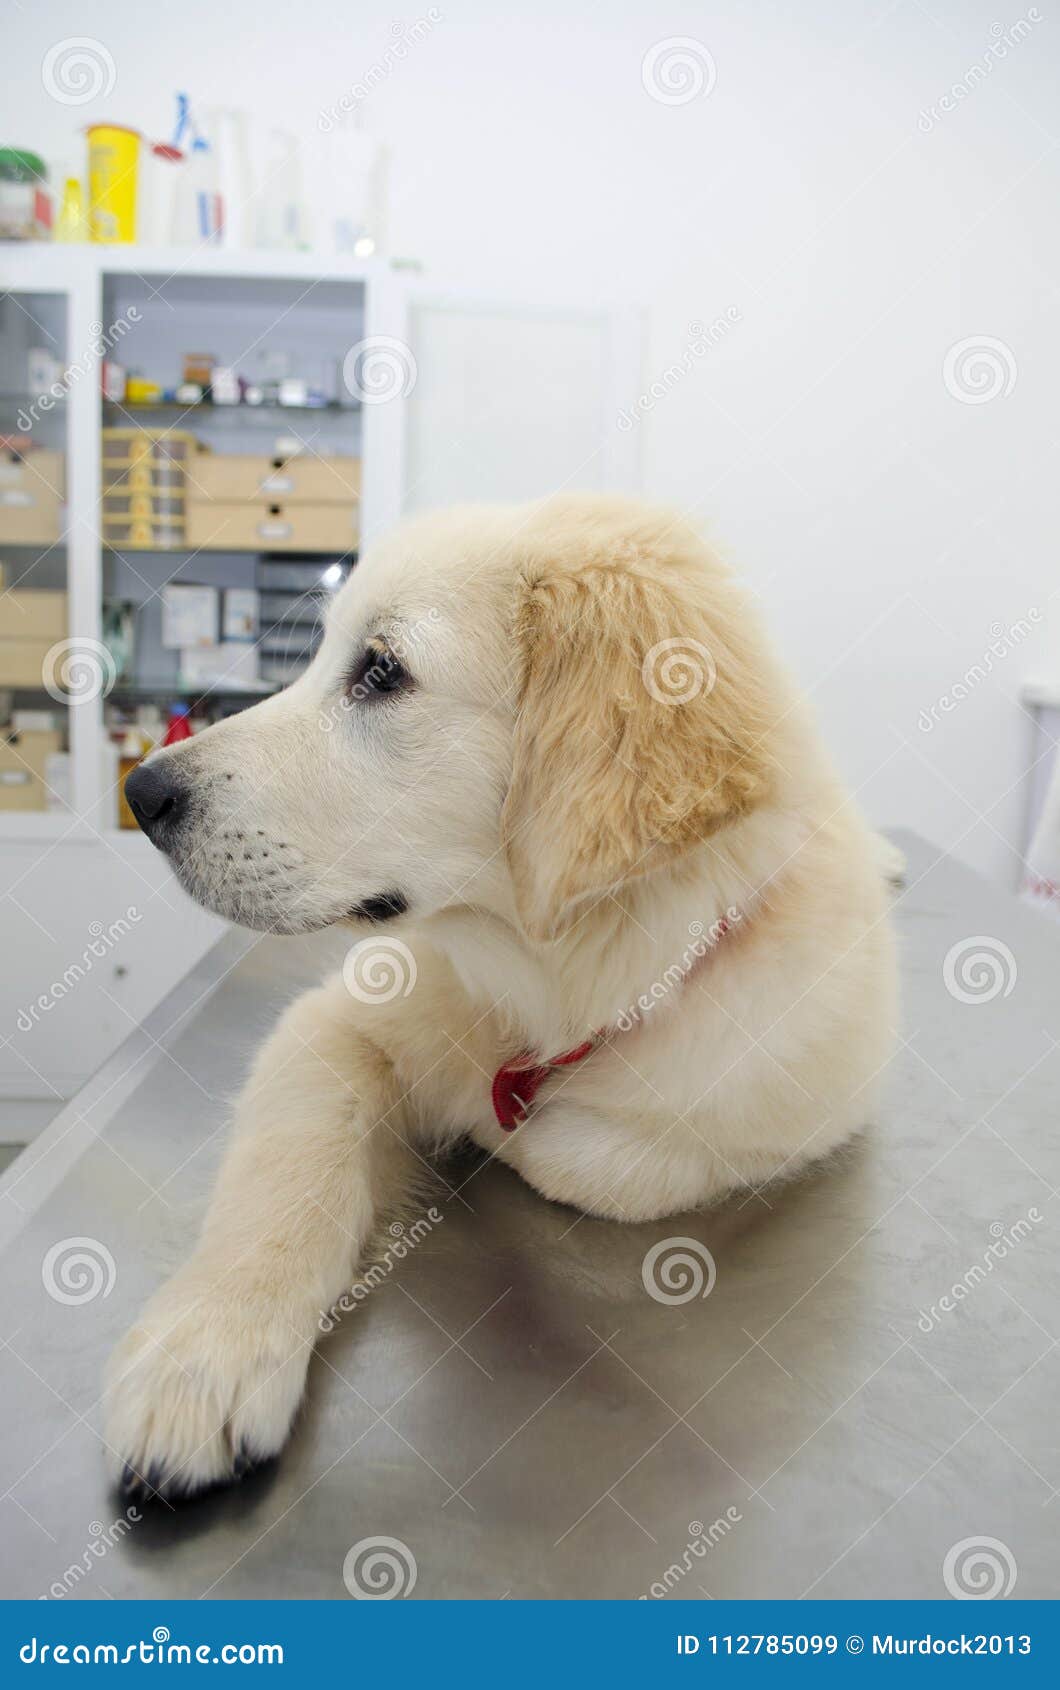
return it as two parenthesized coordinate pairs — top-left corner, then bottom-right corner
(87, 124), (140, 243)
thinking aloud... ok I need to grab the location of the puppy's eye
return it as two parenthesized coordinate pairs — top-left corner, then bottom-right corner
(346, 642), (409, 700)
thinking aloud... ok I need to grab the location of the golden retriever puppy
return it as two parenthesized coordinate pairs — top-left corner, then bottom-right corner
(107, 494), (897, 1498)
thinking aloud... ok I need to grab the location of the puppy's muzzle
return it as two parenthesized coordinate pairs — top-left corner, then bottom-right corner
(124, 761), (188, 849)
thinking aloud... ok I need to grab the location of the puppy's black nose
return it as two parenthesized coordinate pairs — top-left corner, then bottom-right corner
(124, 761), (187, 844)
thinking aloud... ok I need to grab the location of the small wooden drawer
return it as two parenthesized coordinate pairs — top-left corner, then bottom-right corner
(0, 590), (67, 641)
(0, 449), (65, 499)
(191, 455), (361, 505)
(0, 727), (62, 812)
(103, 462), (185, 493)
(102, 490), (185, 521)
(0, 451), (65, 545)
(0, 636), (59, 689)
(101, 428), (196, 467)
(186, 500), (358, 554)
(102, 515), (185, 550)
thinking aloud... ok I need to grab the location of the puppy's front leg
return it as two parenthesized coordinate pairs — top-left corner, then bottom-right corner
(105, 975), (413, 1500)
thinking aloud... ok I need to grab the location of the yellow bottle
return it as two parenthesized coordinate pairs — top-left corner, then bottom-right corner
(87, 124), (140, 243)
(55, 176), (86, 241)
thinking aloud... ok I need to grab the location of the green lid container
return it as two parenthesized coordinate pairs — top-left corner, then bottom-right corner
(0, 149), (48, 184)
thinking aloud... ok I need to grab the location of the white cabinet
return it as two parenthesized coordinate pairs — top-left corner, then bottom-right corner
(0, 250), (641, 1110)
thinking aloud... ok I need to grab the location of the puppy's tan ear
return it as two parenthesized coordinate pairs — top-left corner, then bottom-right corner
(502, 554), (777, 941)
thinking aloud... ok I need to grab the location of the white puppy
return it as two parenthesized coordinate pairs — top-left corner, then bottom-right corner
(106, 494), (897, 1499)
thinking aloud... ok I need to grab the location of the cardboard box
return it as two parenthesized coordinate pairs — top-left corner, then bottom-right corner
(0, 727), (62, 812)
(0, 589), (67, 641)
(186, 500), (358, 554)
(190, 454), (360, 505)
(0, 451), (65, 545)
(0, 635), (58, 688)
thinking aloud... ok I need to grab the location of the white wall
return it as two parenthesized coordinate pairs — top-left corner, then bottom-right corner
(6, 0), (1057, 887)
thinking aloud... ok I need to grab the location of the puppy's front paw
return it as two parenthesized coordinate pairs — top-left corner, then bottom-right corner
(104, 1277), (312, 1501)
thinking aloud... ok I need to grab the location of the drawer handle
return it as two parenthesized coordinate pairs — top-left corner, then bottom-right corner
(260, 474), (293, 495)
(0, 490), (33, 507)
(258, 519), (293, 540)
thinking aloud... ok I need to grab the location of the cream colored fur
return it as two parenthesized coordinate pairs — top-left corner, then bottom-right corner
(105, 494), (898, 1498)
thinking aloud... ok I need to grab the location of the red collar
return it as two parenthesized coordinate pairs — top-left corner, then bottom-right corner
(490, 912), (736, 1131)
(491, 1035), (603, 1130)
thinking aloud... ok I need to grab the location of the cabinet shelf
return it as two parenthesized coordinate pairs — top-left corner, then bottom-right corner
(109, 679), (278, 700)
(102, 398), (360, 417)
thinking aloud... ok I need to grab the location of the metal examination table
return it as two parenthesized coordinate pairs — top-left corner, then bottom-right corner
(0, 832), (1057, 1601)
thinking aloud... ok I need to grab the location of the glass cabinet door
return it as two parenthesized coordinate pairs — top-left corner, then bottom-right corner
(0, 285), (72, 818)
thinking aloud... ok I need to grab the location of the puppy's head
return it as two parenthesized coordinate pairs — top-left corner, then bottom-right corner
(126, 496), (778, 938)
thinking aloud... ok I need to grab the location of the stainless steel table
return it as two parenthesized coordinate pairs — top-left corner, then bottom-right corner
(1, 832), (1057, 1601)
